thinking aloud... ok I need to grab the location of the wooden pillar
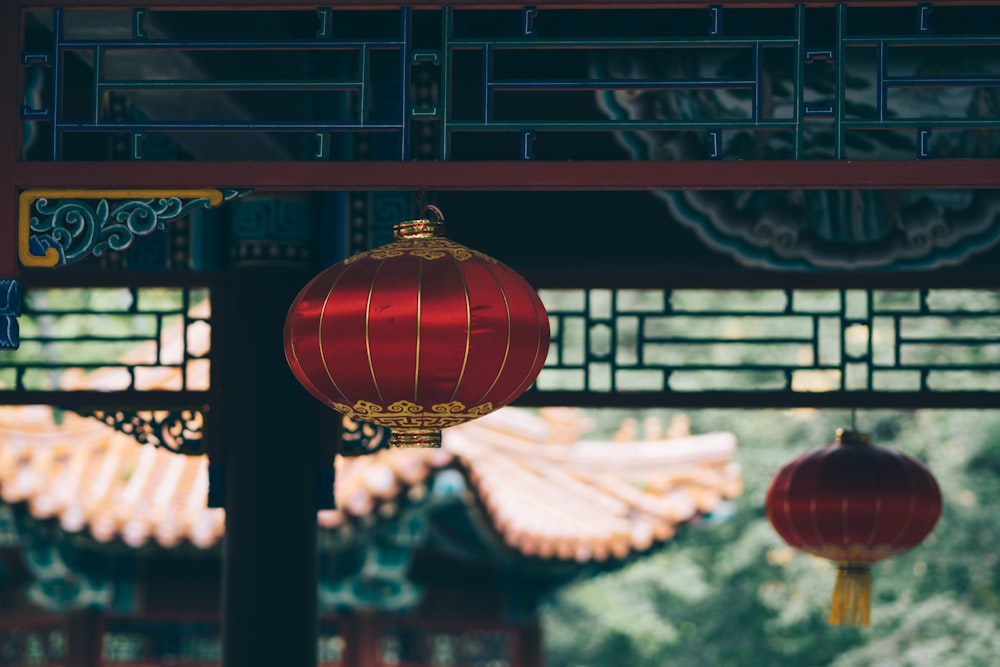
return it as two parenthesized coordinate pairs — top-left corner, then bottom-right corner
(220, 196), (321, 667)
(1, 0), (20, 351)
(519, 620), (544, 667)
(64, 609), (101, 667)
(0, 0), (17, 280)
(341, 612), (381, 667)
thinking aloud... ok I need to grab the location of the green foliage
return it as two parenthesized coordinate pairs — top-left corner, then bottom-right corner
(543, 409), (1000, 667)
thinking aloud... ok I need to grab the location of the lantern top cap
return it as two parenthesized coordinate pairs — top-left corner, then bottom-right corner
(835, 429), (871, 446)
(394, 204), (446, 240)
(394, 219), (445, 239)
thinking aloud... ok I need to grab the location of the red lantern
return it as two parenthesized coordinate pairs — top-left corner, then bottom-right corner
(284, 208), (549, 448)
(765, 429), (942, 627)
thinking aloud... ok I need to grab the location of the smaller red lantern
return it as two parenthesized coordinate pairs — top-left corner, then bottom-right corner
(765, 429), (941, 627)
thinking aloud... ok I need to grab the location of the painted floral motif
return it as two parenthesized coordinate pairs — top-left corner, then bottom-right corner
(595, 49), (1000, 269)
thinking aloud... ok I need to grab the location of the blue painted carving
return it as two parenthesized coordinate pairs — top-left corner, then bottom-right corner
(522, 6), (538, 38)
(592, 15), (1000, 269)
(319, 508), (429, 612)
(127, 230), (170, 270)
(21, 60), (47, 158)
(707, 5), (723, 37)
(26, 543), (114, 610)
(28, 190), (249, 266)
(5, 505), (133, 612)
(318, 192), (349, 268)
(28, 235), (65, 263)
(0, 315), (17, 351)
(0, 279), (21, 316)
(0, 505), (19, 549)
(229, 196), (315, 265)
(0, 279), (21, 350)
(189, 207), (225, 271)
(521, 130), (536, 160)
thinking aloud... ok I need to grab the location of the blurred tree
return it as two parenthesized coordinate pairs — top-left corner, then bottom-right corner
(544, 409), (1000, 667)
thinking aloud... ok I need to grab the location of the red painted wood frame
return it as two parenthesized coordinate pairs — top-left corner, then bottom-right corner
(11, 0), (1000, 8)
(0, 611), (541, 667)
(6, 1), (1000, 276)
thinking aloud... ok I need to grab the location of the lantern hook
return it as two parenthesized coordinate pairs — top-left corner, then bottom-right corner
(422, 203), (444, 223)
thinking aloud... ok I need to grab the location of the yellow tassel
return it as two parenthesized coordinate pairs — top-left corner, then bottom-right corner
(828, 563), (871, 627)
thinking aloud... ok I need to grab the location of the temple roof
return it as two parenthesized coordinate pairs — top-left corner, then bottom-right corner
(0, 405), (740, 563)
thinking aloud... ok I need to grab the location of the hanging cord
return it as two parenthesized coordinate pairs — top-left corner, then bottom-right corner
(415, 191), (444, 223)
(422, 204), (444, 223)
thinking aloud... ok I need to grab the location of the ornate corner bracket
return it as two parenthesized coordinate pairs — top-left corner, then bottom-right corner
(340, 416), (390, 457)
(18, 188), (251, 268)
(78, 408), (206, 456)
(0, 279), (21, 350)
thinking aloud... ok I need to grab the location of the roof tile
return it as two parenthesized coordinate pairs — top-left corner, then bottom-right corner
(0, 406), (740, 562)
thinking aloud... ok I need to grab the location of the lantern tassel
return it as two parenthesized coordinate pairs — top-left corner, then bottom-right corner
(829, 563), (871, 627)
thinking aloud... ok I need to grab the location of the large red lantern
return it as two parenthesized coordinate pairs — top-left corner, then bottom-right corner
(765, 429), (941, 627)
(284, 208), (549, 448)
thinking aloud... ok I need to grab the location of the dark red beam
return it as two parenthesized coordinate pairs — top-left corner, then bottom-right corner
(7, 389), (998, 410)
(12, 159), (1000, 191)
(20, 269), (223, 288)
(22, 269), (1000, 291)
(16, 0), (1000, 8)
(526, 270), (1000, 290)
(1, 1), (20, 278)
(23, 269), (1000, 295)
(513, 391), (1000, 409)
(0, 390), (217, 407)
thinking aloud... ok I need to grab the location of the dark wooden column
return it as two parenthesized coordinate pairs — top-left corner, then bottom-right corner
(520, 620), (544, 667)
(64, 610), (101, 667)
(0, 0), (16, 281)
(341, 612), (381, 667)
(220, 196), (321, 667)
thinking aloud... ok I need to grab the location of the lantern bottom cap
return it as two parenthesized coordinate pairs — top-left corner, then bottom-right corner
(390, 428), (442, 449)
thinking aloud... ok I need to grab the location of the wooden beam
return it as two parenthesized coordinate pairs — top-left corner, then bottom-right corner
(18, 267), (1000, 291)
(518, 621), (544, 667)
(64, 610), (102, 667)
(16, 0), (1000, 9)
(341, 613), (381, 667)
(0, 2), (20, 278)
(513, 391), (1000, 409)
(19, 269), (224, 288)
(11, 159), (1000, 191)
(526, 270), (1000, 290)
(0, 390), (216, 407)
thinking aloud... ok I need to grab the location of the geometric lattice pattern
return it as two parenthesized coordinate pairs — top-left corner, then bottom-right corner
(102, 619), (222, 664)
(378, 625), (514, 666)
(0, 623), (66, 666)
(533, 288), (1000, 395)
(21, 5), (1000, 162)
(0, 286), (212, 393)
